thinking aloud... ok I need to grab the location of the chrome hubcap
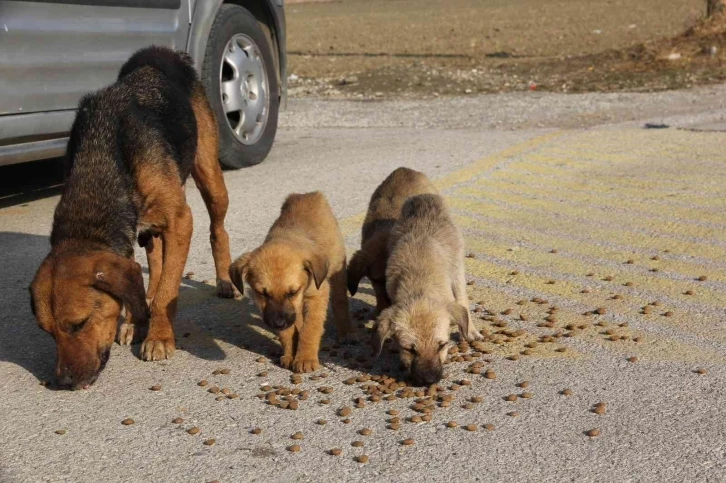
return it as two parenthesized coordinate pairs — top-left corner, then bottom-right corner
(220, 34), (269, 145)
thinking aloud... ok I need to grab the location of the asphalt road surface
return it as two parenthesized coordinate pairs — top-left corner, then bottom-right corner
(1, 86), (725, 483)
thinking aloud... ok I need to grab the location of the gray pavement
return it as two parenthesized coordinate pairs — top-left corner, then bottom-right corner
(1, 87), (725, 483)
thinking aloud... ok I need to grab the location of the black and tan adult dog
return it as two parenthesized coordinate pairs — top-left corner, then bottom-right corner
(30, 46), (236, 390)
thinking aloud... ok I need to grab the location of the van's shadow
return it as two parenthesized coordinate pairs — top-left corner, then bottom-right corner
(0, 229), (404, 384)
(0, 232), (56, 382)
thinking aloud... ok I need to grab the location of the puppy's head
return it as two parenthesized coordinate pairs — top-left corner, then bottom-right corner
(372, 299), (468, 386)
(30, 249), (148, 390)
(229, 243), (329, 331)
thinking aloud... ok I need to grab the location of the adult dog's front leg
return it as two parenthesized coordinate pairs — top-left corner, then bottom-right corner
(141, 204), (193, 361)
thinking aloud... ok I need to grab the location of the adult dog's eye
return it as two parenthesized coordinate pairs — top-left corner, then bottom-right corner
(69, 318), (89, 334)
(438, 342), (448, 351)
(286, 288), (300, 299)
(255, 288), (269, 298)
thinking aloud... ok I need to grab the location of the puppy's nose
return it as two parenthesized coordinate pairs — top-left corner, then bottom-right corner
(411, 365), (443, 386)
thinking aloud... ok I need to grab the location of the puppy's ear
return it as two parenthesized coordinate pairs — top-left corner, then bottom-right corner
(346, 250), (368, 296)
(92, 253), (149, 324)
(448, 302), (476, 341)
(229, 252), (252, 295)
(304, 253), (329, 290)
(371, 306), (395, 357)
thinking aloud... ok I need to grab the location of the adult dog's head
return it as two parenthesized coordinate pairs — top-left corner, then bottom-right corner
(30, 248), (148, 390)
(229, 242), (328, 331)
(372, 298), (469, 386)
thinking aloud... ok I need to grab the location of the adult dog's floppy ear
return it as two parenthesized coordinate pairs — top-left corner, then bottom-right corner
(371, 306), (395, 357)
(304, 252), (329, 290)
(346, 250), (368, 296)
(229, 252), (252, 295)
(92, 253), (149, 324)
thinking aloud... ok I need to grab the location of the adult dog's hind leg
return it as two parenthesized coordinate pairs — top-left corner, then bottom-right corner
(190, 86), (235, 298)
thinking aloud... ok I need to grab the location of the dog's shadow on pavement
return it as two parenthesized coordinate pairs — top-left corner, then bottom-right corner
(0, 232), (56, 382)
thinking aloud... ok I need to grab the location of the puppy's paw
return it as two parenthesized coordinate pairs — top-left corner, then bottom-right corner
(292, 358), (321, 373)
(465, 328), (484, 342)
(140, 336), (176, 361)
(117, 322), (136, 345)
(216, 279), (237, 299)
(280, 355), (294, 369)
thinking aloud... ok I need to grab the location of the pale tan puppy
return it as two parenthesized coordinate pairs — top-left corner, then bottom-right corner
(372, 193), (482, 385)
(229, 192), (353, 373)
(347, 167), (437, 315)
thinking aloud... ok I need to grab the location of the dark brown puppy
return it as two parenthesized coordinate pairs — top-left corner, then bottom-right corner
(347, 167), (437, 314)
(30, 46), (235, 390)
(229, 192), (354, 373)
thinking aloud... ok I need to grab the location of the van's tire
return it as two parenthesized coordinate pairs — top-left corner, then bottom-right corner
(202, 4), (279, 169)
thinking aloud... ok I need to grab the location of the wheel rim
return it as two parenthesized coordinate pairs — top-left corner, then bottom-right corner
(219, 34), (270, 145)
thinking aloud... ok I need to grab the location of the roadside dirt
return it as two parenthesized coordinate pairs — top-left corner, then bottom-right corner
(285, 0), (725, 98)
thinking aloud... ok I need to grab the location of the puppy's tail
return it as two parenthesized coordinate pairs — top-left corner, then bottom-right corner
(347, 250), (369, 296)
(117, 45), (197, 97)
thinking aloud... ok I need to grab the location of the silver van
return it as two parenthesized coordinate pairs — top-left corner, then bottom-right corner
(0, 0), (286, 169)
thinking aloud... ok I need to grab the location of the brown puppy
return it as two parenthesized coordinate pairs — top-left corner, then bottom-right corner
(30, 47), (235, 390)
(372, 193), (482, 386)
(229, 192), (353, 373)
(347, 167), (437, 315)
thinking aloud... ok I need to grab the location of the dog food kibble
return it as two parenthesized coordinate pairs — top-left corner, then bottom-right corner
(521, 392), (533, 399)
(203, 439), (216, 446)
(255, 357), (266, 363)
(595, 307), (606, 315)
(250, 428), (262, 435)
(410, 415), (422, 423)
(586, 428), (601, 437)
(402, 438), (415, 446)
(505, 394), (518, 402)
(685, 290), (694, 295)
(446, 421), (458, 428)
(208, 386), (220, 394)
(150, 385), (162, 391)
(358, 428), (372, 436)
(464, 424), (478, 432)
(627, 356), (638, 363)
(561, 388), (574, 396)
(121, 418), (135, 426)
(288, 445), (301, 453)
(184, 271), (194, 279)
(351, 441), (364, 447)
(319, 399), (331, 405)
(517, 381), (530, 388)
(593, 406), (607, 415)
(338, 407), (352, 417)
(330, 448), (342, 456)
(55, 429), (66, 435)
(342, 418), (351, 424)
(483, 423), (495, 431)
(187, 427), (200, 435)
(695, 368), (708, 375)
(172, 418), (183, 424)
(355, 455), (369, 464)
(507, 411), (519, 417)
(463, 403), (475, 410)
(421, 414), (432, 422)
(697, 275), (708, 281)
(291, 432), (304, 440)
(484, 370), (496, 380)
(387, 409), (399, 416)
(664, 311), (674, 317)
(317, 419), (327, 426)
(198, 380), (208, 387)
